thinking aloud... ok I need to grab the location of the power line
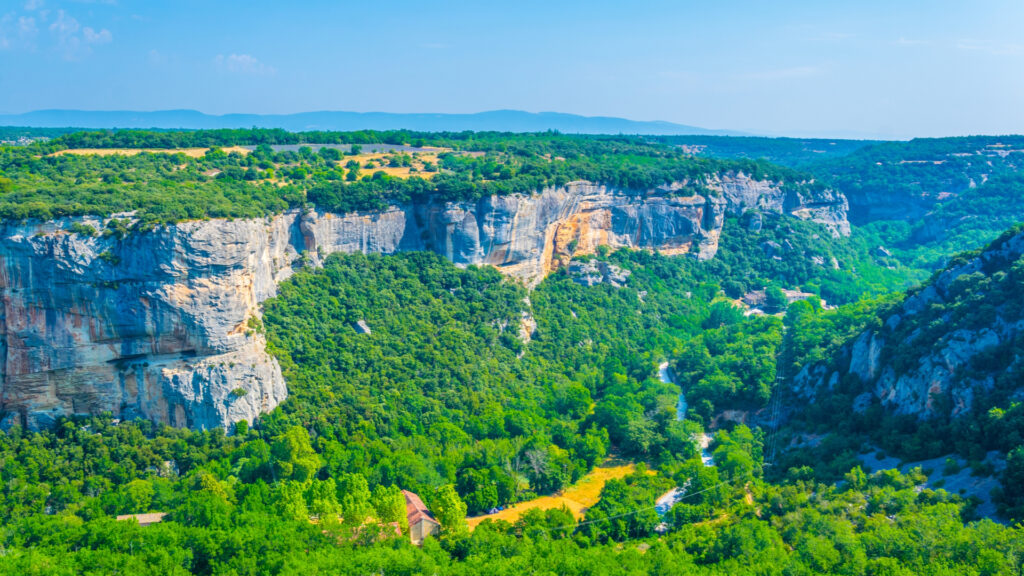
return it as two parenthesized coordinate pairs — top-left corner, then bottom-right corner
(765, 374), (785, 467)
(533, 477), (738, 535)
(530, 403), (784, 536)
(764, 330), (789, 468)
(526, 356), (786, 537)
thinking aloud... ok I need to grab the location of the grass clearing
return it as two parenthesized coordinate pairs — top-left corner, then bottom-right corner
(49, 146), (461, 181)
(344, 151), (444, 179)
(467, 460), (637, 529)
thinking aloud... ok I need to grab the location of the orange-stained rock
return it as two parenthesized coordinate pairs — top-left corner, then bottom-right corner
(0, 173), (848, 430)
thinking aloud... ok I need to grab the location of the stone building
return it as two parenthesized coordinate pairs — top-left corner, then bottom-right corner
(403, 490), (441, 545)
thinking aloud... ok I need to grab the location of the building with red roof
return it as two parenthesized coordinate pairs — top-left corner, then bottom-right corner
(403, 490), (441, 545)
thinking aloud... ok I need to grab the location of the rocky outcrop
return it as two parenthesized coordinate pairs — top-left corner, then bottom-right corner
(298, 175), (849, 284)
(793, 228), (1024, 418)
(0, 176), (849, 430)
(567, 260), (631, 287)
(711, 173), (850, 237)
(0, 215), (297, 431)
(301, 182), (720, 283)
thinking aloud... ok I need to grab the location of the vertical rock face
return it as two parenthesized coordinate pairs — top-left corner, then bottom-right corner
(0, 215), (299, 430)
(300, 176), (848, 283)
(710, 173), (850, 237)
(417, 183), (720, 282)
(0, 175), (848, 430)
(298, 182), (721, 284)
(792, 229), (1024, 419)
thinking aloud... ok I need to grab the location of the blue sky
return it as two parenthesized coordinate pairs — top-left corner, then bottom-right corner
(1, 0), (1022, 137)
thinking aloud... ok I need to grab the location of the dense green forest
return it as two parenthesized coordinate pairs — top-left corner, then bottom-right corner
(1, 129), (1024, 573)
(0, 130), (807, 224)
(4, 419), (1019, 576)
(803, 136), (1024, 271)
(657, 135), (878, 167)
(258, 249), (723, 512)
(773, 226), (1024, 521)
(708, 214), (925, 303)
(853, 172), (1024, 270)
(807, 136), (1024, 198)
(670, 133), (1024, 274)
(2, 245), (1022, 574)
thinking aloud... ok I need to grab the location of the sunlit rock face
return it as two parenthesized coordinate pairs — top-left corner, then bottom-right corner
(299, 174), (847, 283)
(0, 174), (848, 430)
(0, 215), (296, 431)
(298, 182), (719, 283)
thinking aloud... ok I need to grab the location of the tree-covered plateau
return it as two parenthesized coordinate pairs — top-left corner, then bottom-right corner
(0, 129), (805, 226)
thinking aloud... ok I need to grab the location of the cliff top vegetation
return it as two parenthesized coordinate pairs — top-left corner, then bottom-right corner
(0, 129), (808, 227)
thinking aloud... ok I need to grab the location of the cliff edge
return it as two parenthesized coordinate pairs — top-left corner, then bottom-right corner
(0, 175), (847, 430)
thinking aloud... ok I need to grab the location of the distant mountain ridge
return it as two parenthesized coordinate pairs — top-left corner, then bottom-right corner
(0, 109), (741, 136)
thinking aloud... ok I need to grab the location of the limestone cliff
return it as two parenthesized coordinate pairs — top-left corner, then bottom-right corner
(710, 173), (850, 237)
(0, 216), (297, 430)
(301, 182), (720, 283)
(0, 175), (848, 430)
(793, 228), (1024, 418)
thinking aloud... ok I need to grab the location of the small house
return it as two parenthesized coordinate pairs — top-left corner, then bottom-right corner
(403, 490), (441, 545)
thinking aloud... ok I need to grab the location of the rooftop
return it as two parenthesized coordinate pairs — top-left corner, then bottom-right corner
(403, 490), (439, 527)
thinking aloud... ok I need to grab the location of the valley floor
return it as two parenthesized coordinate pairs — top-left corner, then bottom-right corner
(467, 461), (637, 529)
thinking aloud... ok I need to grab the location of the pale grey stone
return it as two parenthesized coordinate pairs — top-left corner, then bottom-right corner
(0, 174), (849, 430)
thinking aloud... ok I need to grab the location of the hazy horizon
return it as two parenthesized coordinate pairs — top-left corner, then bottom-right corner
(2, 0), (1023, 139)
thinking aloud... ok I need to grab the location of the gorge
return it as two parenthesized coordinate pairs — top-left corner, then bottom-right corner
(0, 175), (849, 430)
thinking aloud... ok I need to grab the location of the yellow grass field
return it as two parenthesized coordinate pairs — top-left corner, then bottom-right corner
(50, 146), (457, 181)
(467, 461), (636, 529)
(50, 146), (252, 157)
(345, 151), (443, 179)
